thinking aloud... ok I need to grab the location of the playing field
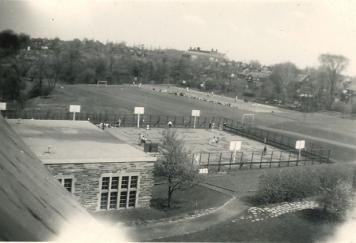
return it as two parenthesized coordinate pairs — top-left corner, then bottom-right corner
(23, 84), (356, 162)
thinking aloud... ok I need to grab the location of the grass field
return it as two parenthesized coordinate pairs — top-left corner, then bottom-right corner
(157, 209), (340, 242)
(23, 84), (356, 162)
(93, 184), (230, 225)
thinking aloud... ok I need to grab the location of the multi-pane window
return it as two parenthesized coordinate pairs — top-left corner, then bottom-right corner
(128, 191), (137, 207)
(100, 192), (108, 210)
(111, 176), (119, 189)
(99, 175), (139, 210)
(130, 176), (138, 188)
(109, 192), (118, 209)
(119, 191), (127, 208)
(57, 177), (74, 193)
(64, 179), (73, 192)
(102, 177), (110, 190)
(121, 176), (129, 189)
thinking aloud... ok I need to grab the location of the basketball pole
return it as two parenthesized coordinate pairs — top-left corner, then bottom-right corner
(137, 114), (140, 128)
(233, 145), (237, 163)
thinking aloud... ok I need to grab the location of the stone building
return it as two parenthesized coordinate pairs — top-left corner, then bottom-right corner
(8, 119), (156, 212)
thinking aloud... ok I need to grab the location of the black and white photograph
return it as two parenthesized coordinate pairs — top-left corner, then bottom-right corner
(1, 0), (356, 242)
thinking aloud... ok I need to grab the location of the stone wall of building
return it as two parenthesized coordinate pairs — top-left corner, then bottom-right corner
(45, 161), (154, 211)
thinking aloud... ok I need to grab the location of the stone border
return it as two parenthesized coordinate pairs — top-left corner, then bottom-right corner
(232, 200), (319, 223)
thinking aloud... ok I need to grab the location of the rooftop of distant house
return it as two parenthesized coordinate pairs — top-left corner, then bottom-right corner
(188, 47), (225, 56)
(8, 119), (156, 164)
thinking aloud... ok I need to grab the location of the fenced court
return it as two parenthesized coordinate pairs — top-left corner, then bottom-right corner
(107, 127), (330, 173)
(191, 149), (327, 172)
(3, 110), (331, 171)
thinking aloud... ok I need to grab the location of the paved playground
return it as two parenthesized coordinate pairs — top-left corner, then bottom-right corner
(106, 127), (302, 168)
(108, 127), (267, 153)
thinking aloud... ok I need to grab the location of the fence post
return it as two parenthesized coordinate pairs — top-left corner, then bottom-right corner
(240, 152), (244, 169)
(229, 152), (233, 170)
(270, 151), (274, 168)
(279, 151), (282, 167)
(260, 152), (263, 168)
(207, 153), (210, 168)
(199, 152), (202, 165)
(327, 149), (331, 163)
(157, 116), (161, 128)
(218, 153), (222, 172)
(250, 152), (254, 169)
(288, 151), (292, 166)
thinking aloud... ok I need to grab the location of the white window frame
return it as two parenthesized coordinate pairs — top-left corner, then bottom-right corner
(97, 173), (140, 211)
(55, 174), (75, 194)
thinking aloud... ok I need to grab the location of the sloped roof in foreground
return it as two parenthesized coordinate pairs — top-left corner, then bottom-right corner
(8, 119), (156, 164)
(0, 115), (90, 241)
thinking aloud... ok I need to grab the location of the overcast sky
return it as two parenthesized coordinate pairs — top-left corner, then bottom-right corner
(1, 0), (356, 75)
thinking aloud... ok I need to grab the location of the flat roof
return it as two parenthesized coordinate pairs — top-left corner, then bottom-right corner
(7, 119), (156, 164)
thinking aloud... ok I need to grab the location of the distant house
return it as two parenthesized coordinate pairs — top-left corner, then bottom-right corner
(187, 47), (226, 61)
(239, 70), (272, 96)
(345, 79), (356, 93)
(8, 119), (156, 211)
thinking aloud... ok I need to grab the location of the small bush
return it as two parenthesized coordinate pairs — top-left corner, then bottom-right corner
(330, 101), (349, 113)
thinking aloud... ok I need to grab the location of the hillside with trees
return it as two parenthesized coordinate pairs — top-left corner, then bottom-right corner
(0, 29), (354, 113)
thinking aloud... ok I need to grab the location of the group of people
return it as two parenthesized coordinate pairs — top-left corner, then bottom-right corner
(97, 122), (111, 130)
(138, 133), (148, 145)
(209, 135), (220, 145)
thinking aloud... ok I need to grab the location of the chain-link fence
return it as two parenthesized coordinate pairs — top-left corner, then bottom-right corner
(2, 109), (332, 169)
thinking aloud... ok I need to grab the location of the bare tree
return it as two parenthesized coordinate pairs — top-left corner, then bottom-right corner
(269, 62), (299, 103)
(154, 129), (198, 208)
(319, 54), (349, 108)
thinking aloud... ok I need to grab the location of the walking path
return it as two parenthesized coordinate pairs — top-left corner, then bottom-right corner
(125, 180), (319, 241)
(128, 182), (245, 241)
(129, 196), (246, 241)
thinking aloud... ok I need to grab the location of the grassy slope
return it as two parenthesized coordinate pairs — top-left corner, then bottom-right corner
(158, 209), (340, 242)
(24, 84), (356, 162)
(93, 184), (230, 224)
(25, 84), (243, 118)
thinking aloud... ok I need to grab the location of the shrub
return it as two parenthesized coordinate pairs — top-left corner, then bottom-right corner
(255, 167), (319, 204)
(254, 164), (354, 216)
(331, 101), (350, 113)
(318, 181), (353, 217)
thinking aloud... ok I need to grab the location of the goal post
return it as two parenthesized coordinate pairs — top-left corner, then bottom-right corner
(242, 113), (255, 127)
(97, 80), (108, 86)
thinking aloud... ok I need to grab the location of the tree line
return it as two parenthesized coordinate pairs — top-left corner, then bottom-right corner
(0, 29), (353, 112)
